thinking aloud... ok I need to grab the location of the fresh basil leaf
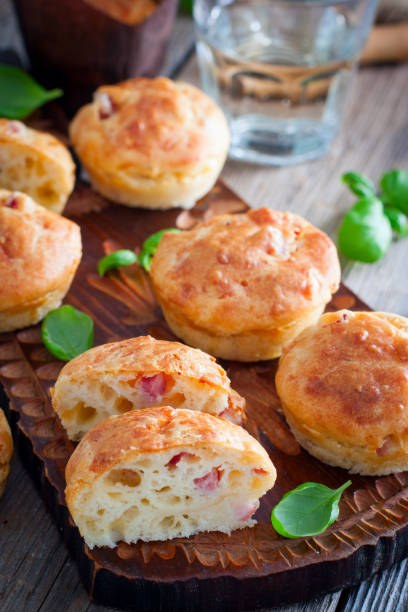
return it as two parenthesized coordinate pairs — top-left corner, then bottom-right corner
(338, 197), (392, 263)
(0, 64), (62, 119)
(98, 249), (138, 276)
(138, 228), (181, 272)
(384, 206), (408, 237)
(271, 480), (351, 539)
(41, 305), (94, 362)
(380, 169), (408, 215)
(342, 171), (376, 198)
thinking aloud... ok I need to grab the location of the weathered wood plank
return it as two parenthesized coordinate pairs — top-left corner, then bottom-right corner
(341, 558), (408, 612)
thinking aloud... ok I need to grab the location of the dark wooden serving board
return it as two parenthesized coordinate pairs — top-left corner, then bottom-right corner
(2, 181), (408, 612)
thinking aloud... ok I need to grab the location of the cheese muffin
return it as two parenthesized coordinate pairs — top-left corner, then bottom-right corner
(0, 119), (75, 214)
(276, 310), (408, 475)
(0, 408), (13, 498)
(0, 190), (82, 332)
(65, 406), (276, 547)
(52, 335), (245, 440)
(69, 77), (230, 209)
(150, 208), (341, 361)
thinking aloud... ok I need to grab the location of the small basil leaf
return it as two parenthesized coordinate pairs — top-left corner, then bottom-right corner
(271, 480), (351, 539)
(98, 249), (138, 276)
(342, 171), (376, 198)
(384, 206), (408, 236)
(138, 228), (181, 272)
(380, 169), (408, 215)
(41, 305), (94, 362)
(0, 64), (62, 119)
(338, 197), (392, 263)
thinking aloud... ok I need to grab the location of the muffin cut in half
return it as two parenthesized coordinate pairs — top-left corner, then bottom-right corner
(0, 119), (75, 214)
(0, 189), (81, 332)
(69, 77), (230, 209)
(52, 335), (245, 440)
(65, 407), (276, 547)
(276, 310), (408, 475)
(150, 207), (341, 361)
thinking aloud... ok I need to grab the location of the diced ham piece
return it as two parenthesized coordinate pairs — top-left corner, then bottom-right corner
(97, 93), (115, 119)
(193, 468), (220, 492)
(218, 407), (242, 425)
(140, 373), (166, 402)
(252, 468), (268, 475)
(6, 195), (18, 208)
(8, 121), (22, 134)
(376, 435), (396, 457)
(235, 501), (258, 522)
(166, 452), (195, 467)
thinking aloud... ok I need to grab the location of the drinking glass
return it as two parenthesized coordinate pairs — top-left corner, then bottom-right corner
(194, 0), (379, 165)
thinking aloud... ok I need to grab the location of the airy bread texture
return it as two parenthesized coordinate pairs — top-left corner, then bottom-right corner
(52, 335), (245, 441)
(276, 310), (408, 475)
(150, 208), (340, 361)
(0, 408), (13, 498)
(69, 77), (230, 209)
(0, 119), (75, 214)
(0, 190), (82, 332)
(65, 407), (276, 547)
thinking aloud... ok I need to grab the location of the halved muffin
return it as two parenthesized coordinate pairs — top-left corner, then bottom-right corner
(52, 335), (245, 440)
(65, 407), (276, 547)
(0, 119), (75, 214)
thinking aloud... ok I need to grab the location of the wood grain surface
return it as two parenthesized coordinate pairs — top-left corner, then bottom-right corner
(0, 1), (408, 611)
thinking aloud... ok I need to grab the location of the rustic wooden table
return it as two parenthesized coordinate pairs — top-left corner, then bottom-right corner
(1, 1), (408, 610)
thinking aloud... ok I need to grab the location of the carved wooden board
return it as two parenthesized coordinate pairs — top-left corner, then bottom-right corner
(2, 181), (408, 611)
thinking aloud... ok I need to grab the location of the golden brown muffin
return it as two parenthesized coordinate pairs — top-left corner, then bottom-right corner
(0, 190), (82, 332)
(52, 335), (245, 440)
(0, 408), (13, 498)
(83, 0), (158, 24)
(150, 208), (341, 361)
(65, 406), (276, 547)
(276, 310), (408, 475)
(69, 77), (230, 209)
(0, 119), (75, 214)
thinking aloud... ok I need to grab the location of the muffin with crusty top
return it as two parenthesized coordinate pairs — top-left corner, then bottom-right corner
(69, 77), (230, 209)
(150, 207), (341, 361)
(276, 310), (408, 475)
(0, 189), (82, 332)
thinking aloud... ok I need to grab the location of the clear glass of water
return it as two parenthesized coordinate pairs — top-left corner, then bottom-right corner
(194, 0), (379, 165)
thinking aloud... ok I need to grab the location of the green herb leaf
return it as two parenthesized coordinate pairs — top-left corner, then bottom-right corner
(98, 249), (138, 276)
(138, 228), (181, 272)
(384, 206), (408, 237)
(41, 305), (94, 362)
(380, 169), (408, 215)
(0, 64), (62, 120)
(271, 480), (351, 539)
(338, 197), (392, 263)
(342, 171), (376, 198)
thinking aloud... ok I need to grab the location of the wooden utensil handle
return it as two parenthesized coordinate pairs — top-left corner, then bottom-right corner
(361, 23), (408, 64)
